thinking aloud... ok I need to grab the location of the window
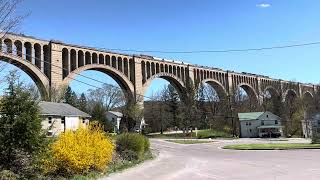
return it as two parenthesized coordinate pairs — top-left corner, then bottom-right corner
(249, 122), (251, 126)
(48, 117), (52, 124)
(83, 120), (86, 124)
(249, 129), (252, 133)
(261, 121), (264, 125)
(266, 115), (269, 118)
(275, 120), (278, 124)
(61, 117), (65, 124)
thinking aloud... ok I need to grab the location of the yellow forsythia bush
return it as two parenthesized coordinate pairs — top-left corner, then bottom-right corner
(44, 124), (114, 176)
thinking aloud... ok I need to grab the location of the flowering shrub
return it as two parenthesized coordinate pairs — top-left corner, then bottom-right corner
(44, 124), (114, 176)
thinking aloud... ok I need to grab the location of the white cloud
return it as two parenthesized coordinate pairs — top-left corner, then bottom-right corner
(256, 3), (271, 8)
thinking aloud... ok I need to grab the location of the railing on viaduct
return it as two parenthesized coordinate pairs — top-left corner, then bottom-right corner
(0, 32), (317, 105)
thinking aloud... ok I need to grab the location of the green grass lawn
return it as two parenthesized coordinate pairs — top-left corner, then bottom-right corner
(167, 140), (215, 144)
(223, 143), (320, 150)
(147, 129), (234, 139)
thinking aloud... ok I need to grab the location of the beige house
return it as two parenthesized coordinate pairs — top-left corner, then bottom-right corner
(238, 111), (283, 138)
(39, 101), (91, 136)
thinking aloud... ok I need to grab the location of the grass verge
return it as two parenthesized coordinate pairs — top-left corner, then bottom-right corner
(147, 129), (234, 139)
(167, 140), (214, 144)
(223, 143), (320, 150)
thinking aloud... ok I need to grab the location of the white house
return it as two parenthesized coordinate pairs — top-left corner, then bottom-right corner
(106, 111), (147, 133)
(39, 101), (91, 136)
(106, 111), (123, 133)
(302, 113), (320, 138)
(238, 111), (283, 138)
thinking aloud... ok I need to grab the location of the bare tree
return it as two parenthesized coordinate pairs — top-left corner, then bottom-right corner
(87, 83), (126, 111)
(0, 0), (26, 85)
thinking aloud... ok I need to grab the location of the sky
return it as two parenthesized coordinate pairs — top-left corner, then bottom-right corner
(1, 0), (320, 97)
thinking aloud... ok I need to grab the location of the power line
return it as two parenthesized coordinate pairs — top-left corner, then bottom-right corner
(96, 41), (320, 54)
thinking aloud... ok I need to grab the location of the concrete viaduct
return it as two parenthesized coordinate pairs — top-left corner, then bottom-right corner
(0, 33), (317, 107)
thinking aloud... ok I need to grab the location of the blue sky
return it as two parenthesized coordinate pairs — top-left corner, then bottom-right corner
(1, 0), (320, 96)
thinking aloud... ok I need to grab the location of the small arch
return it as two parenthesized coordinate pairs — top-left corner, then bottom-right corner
(70, 49), (77, 71)
(124, 58), (129, 76)
(62, 48), (69, 78)
(146, 61), (151, 79)
(151, 62), (155, 75)
(165, 64), (168, 72)
(24, 42), (32, 62)
(141, 61), (146, 82)
(156, 63), (160, 73)
(43, 45), (50, 78)
(112, 56), (117, 68)
(129, 58), (135, 83)
(118, 57), (123, 72)
(105, 55), (111, 65)
(85, 52), (91, 65)
(99, 54), (104, 64)
(173, 66), (176, 75)
(160, 64), (164, 72)
(92, 53), (98, 64)
(3, 39), (12, 53)
(34, 43), (41, 69)
(14, 40), (22, 57)
(169, 65), (172, 73)
(78, 50), (84, 67)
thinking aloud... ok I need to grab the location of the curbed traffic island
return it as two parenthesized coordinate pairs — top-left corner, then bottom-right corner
(223, 143), (320, 150)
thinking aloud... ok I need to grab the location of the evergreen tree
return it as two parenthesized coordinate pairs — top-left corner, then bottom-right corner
(78, 93), (88, 112)
(0, 71), (45, 169)
(64, 86), (78, 107)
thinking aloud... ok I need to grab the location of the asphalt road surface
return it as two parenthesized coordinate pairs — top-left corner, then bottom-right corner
(103, 138), (320, 180)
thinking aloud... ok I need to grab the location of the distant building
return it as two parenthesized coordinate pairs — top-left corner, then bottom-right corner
(39, 101), (91, 136)
(106, 111), (123, 133)
(238, 111), (283, 138)
(106, 111), (147, 133)
(302, 113), (320, 138)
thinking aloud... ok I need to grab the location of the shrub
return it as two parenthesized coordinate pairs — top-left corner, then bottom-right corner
(43, 124), (114, 176)
(116, 133), (150, 160)
(0, 170), (19, 180)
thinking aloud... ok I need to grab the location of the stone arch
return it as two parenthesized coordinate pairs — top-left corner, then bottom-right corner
(263, 86), (279, 99)
(283, 89), (298, 102)
(143, 72), (186, 100)
(0, 52), (49, 99)
(3, 38), (13, 53)
(24, 42), (32, 62)
(202, 79), (228, 101)
(105, 55), (110, 65)
(62, 64), (135, 100)
(237, 83), (259, 105)
(117, 57), (122, 72)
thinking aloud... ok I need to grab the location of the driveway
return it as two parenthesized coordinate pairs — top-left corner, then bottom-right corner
(102, 138), (320, 180)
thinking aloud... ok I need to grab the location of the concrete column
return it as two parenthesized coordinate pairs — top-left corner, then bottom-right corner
(133, 56), (144, 105)
(227, 71), (234, 96)
(50, 42), (64, 88)
(41, 47), (44, 73)
(256, 77), (263, 105)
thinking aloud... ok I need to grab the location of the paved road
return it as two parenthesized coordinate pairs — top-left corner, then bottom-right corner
(103, 138), (320, 180)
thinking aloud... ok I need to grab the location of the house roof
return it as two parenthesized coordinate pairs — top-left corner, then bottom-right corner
(108, 111), (123, 117)
(39, 101), (91, 117)
(238, 112), (264, 121)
